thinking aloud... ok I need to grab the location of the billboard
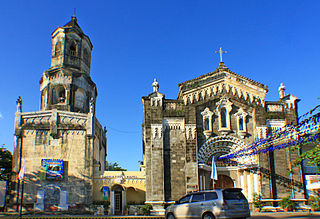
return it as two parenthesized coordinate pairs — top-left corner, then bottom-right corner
(41, 159), (64, 180)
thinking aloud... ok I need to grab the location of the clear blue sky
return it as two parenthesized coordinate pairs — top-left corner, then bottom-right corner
(0, 1), (319, 171)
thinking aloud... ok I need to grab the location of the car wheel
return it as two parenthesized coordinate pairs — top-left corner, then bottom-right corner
(202, 212), (215, 219)
(167, 213), (175, 219)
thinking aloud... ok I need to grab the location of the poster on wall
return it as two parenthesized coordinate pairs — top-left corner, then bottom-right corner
(41, 159), (64, 180)
(102, 186), (109, 200)
(0, 181), (7, 207)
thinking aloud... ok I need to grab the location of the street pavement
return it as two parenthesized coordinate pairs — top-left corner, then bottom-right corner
(0, 211), (320, 218)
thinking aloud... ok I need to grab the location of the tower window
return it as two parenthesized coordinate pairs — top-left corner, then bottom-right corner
(221, 108), (227, 128)
(83, 48), (90, 65)
(69, 42), (77, 56)
(55, 41), (62, 56)
(53, 86), (66, 104)
(75, 88), (86, 111)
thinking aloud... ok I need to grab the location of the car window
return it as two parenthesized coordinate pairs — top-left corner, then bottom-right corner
(191, 193), (204, 202)
(223, 189), (246, 200)
(178, 195), (191, 204)
(205, 192), (218, 200)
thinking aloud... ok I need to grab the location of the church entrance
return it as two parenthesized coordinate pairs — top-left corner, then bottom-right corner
(214, 175), (234, 189)
(198, 136), (249, 191)
(111, 184), (125, 215)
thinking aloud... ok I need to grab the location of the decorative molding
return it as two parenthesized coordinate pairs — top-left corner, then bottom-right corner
(151, 124), (163, 139)
(235, 108), (248, 138)
(266, 119), (285, 132)
(267, 104), (283, 112)
(185, 124), (196, 140)
(198, 135), (256, 166)
(201, 107), (214, 139)
(255, 126), (267, 140)
(216, 98), (233, 135)
(181, 80), (266, 106)
(163, 118), (185, 131)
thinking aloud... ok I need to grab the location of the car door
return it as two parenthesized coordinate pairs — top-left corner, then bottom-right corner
(173, 195), (192, 219)
(189, 193), (205, 218)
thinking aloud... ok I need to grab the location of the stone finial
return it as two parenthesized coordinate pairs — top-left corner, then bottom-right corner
(16, 96), (22, 113)
(278, 83), (285, 99)
(152, 78), (159, 93)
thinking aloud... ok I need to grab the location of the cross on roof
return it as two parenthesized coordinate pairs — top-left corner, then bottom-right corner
(215, 47), (227, 63)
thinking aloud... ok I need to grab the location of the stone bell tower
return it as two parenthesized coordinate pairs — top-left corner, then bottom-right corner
(40, 16), (96, 113)
(12, 17), (106, 210)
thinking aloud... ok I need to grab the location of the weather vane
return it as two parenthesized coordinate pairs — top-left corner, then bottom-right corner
(215, 47), (227, 62)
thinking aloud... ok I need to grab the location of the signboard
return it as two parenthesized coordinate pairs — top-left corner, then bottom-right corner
(41, 159), (64, 180)
(0, 181), (7, 207)
(102, 186), (109, 201)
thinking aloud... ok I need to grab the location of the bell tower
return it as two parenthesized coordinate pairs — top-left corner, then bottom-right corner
(40, 16), (97, 113)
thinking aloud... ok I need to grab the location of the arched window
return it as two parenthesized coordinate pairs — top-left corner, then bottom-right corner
(239, 117), (244, 131)
(221, 108), (227, 128)
(83, 48), (90, 64)
(75, 89), (86, 110)
(69, 42), (77, 56)
(204, 118), (210, 130)
(52, 86), (66, 104)
(55, 41), (62, 56)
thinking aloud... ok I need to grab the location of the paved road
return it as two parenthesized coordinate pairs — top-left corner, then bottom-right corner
(250, 212), (320, 218)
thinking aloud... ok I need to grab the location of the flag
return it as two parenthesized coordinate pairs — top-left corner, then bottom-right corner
(18, 159), (25, 181)
(211, 156), (218, 180)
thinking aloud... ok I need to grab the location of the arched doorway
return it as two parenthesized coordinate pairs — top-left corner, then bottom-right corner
(198, 136), (249, 191)
(111, 184), (125, 215)
(214, 175), (234, 189)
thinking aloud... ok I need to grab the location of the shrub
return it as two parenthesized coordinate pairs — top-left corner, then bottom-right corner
(309, 195), (319, 210)
(279, 197), (296, 210)
(253, 193), (262, 209)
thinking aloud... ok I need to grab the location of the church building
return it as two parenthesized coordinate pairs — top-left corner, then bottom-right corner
(142, 53), (304, 213)
(12, 17), (107, 211)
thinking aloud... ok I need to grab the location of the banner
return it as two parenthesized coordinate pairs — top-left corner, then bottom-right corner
(211, 156), (218, 180)
(41, 159), (64, 180)
(0, 181), (7, 207)
(102, 186), (109, 201)
(18, 159), (25, 181)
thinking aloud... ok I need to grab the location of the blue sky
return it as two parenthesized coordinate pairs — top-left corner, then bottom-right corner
(0, 1), (319, 170)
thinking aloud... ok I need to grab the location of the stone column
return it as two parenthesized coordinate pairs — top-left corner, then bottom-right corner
(110, 191), (115, 215)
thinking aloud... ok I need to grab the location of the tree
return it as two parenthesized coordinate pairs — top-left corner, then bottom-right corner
(294, 141), (320, 168)
(0, 146), (12, 182)
(105, 161), (127, 171)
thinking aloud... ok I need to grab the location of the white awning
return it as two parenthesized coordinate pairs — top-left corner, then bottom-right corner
(306, 182), (320, 190)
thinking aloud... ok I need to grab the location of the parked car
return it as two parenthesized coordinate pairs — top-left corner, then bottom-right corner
(165, 188), (250, 219)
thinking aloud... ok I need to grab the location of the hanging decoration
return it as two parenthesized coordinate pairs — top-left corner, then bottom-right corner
(219, 105), (320, 161)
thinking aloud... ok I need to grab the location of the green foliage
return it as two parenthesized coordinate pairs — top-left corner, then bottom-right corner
(253, 193), (262, 209)
(0, 146), (12, 182)
(105, 161), (127, 171)
(141, 204), (152, 215)
(92, 200), (110, 209)
(278, 197), (296, 210)
(309, 195), (319, 210)
(294, 141), (320, 168)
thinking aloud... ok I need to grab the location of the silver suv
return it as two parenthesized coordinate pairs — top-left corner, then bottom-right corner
(165, 188), (250, 219)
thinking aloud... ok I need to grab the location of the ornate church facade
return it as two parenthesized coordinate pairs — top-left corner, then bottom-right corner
(142, 61), (304, 213)
(12, 17), (107, 210)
